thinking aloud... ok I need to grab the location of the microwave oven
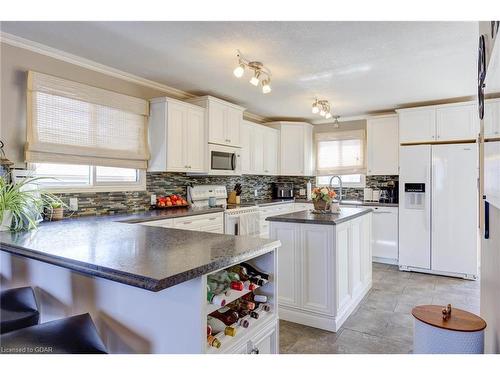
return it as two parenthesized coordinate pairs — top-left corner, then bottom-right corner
(208, 144), (241, 175)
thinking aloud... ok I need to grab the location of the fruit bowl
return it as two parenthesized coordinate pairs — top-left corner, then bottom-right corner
(155, 194), (189, 209)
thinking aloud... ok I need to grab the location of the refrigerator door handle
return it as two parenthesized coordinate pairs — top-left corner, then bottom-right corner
(484, 200), (490, 240)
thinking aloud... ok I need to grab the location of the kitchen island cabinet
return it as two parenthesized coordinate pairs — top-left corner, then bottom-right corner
(267, 207), (372, 332)
(0, 213), (280, 354)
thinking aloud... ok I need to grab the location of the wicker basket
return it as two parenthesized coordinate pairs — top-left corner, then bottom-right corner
(313, 199), (331, 211)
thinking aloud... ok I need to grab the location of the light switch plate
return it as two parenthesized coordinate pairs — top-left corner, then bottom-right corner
(299, 188), (306, 196)
(69, 197), (78, 211)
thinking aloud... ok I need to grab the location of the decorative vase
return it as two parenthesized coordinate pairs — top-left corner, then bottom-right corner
(50, 207), (64, 221)
(0, 210), (13, 231)
(313, 199), (331, 211)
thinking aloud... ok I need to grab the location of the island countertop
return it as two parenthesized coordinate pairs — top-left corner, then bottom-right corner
(0, 213), (280, 292)
(266, 206), (372, 225)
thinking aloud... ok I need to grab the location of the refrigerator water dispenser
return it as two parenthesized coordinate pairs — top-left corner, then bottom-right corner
(404, 183), (425, 210)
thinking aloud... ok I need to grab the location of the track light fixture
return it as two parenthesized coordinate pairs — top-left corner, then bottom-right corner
(311, 99), (335, 120)
(233, 50), (272, 94)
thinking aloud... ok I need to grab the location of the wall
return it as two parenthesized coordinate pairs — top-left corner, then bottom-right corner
(0, 42), (167, 168)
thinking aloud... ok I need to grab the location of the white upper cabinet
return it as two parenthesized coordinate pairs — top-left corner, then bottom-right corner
(268, 122), (313, 176)
(148, 97), (206, 173)
(436, 104), (478, 141)
(398, 108), (436, 143)
(484, 99), (500, 139)
(241, 120), (279, 175)
(366, 115), (399, 175)
(187, 95), (244, 147)
(398, 102), (479, 144)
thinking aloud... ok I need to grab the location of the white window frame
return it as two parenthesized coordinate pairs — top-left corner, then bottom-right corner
(315, 174), (366, 188)
(19, 164), (146, 193)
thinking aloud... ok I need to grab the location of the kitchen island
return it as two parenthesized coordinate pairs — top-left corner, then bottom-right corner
(267, 207), (373, 332)
(0, 210), (281, 354)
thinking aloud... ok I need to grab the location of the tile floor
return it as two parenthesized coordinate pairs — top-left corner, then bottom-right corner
(279, 263), (480, 354)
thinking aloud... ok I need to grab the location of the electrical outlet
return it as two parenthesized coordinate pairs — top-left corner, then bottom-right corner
(299, 188), (306, 196)
(254, 189), (258, 198)
(69, 197), (78, 211)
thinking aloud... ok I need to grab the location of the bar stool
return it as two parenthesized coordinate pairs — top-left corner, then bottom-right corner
(1, 287), (40, 334)
(0, 313), (108, 354)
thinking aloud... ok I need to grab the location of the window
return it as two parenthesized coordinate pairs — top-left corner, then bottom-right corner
(26, 163), (145, 192)
(316, 174), (366, 188)
(315, 130), (366, 175)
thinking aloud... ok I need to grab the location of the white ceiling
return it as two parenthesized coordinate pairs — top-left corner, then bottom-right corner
(1, 21), (478, 121)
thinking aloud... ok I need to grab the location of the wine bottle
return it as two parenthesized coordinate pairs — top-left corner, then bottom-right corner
(242, 293), (268, 303)
(257, 303), (271, 312)
(228, 265), (250, 281)
(241, 262), (270, 281)
(207, 316), (237, 337)
(207, 335), (221, 348)
(207, 288), (226, 307)
(210, 307), (239, 325)
(237, 308), (260, 320)
(207, 324), (212, 337)
(243, 280), (257, 291)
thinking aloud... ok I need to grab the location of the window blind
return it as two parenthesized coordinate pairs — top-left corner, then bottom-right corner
(315, 129), (366, 175)
(25, 71), (150, 169)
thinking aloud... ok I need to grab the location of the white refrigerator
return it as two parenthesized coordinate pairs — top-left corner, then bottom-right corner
(399, 143), (478, 279)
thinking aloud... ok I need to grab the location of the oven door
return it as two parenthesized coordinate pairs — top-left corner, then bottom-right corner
(209, 144), (241, 175)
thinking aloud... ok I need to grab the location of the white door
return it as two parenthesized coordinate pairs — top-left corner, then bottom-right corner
(240, 121), (252, 174)
(300, 225), (333, 315)
(225, 107), (242, 146)
(399, 109), (436, 143)
(166, 102), (187, 171)
(367, 116), (399, 175)
(431, 144), (478, 276)
(263, 128), (279, 175)
(371, 207), (399, 262)
(484, 101), (500, 139)
(208, 101), (226, 145)
(280, 125), (304, 175)
(436, 105), (478, 141)
(271, 224), (300, 308)
(399, 145), (431, 269)
(186, 108), (206, 172)
(252, 126), (265, 174)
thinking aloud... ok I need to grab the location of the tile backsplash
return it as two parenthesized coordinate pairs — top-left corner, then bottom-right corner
(58, 173), (398, 217)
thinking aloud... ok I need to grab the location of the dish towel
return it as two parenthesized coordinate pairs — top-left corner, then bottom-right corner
(238, 212), (260, 236)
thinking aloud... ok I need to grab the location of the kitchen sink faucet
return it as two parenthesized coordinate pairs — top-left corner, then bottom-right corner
(329, 175), (343, 203)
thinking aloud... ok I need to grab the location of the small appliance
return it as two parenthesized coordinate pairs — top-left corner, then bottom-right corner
(272, 183), (294, 199)
(208, 144), (241, 175)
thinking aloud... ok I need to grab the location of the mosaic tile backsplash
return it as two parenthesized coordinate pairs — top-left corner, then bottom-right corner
(58, 173), (398, 216)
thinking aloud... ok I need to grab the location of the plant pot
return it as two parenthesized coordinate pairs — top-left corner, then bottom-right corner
(313, 200), (331, 211)
(0, 210), (13, 231)
(50, 207), (64, 221)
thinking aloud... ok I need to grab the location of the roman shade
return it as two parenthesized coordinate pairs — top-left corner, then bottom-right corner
(25, 71), (150, 169)
(315, 129), (366, 175)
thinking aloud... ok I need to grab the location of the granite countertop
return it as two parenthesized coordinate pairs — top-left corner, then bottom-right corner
(294, 198), (399, 208)
(0, 213), (280, 292)
(118, 206), (225, 223)
(235, 199), (296, 207)
(265, 207), (373, 225)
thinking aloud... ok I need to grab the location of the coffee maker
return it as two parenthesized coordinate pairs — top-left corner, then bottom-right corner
(386, 180), (399, 204)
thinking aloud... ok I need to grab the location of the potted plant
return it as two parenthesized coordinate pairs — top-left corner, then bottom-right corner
(0, 175), (65, 231)
(46, 201), (64, 221)
(311, 187), (337, 212)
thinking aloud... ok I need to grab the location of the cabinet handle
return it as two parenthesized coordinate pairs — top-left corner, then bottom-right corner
(250, 347), (260, 354)
(209, 217), (216, 221)
(183, 221), (192, 225)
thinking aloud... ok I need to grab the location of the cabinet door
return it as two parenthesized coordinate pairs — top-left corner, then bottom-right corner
(271, 224), (300, 308)
(166, 103), (187, 171)
(436, 105), (478, 141)
(225, 107), (242, 147)
(335, 222), (351, 313)
(367, 116), (399, 175)
(208, 101), (226, 145)
(280, 125), (304, 175)
(484, 101), (500, 139)
(240, 121), (252, 174)
(303, 124), (314, 176)
(252, 126), (265, 174)
(360, 213), (372, 283)
(399, 109), (436, 143)
(300, 225), (334, 315)
(250, 322), (278, 354)
(371, 207), (399, 262)
(186, 108), (206, 172)
(263, 128), (279, 175)
(349, 218), (363, 297)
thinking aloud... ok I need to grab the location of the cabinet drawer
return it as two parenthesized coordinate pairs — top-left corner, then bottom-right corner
(140, 218), (174, 228)
(173, 213), (223, 227)
(200, 224), (224, 234)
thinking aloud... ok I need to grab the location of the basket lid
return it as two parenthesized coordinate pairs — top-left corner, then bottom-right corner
(412, 305), (486, 332)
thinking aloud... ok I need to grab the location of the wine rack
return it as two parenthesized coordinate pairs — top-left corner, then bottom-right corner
(204, 250), (278, 354)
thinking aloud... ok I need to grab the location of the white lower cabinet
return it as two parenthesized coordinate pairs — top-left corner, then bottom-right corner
(271, 213), (372, 332)
(140, 212), (224, 233)
(259, 202), (314, 239)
